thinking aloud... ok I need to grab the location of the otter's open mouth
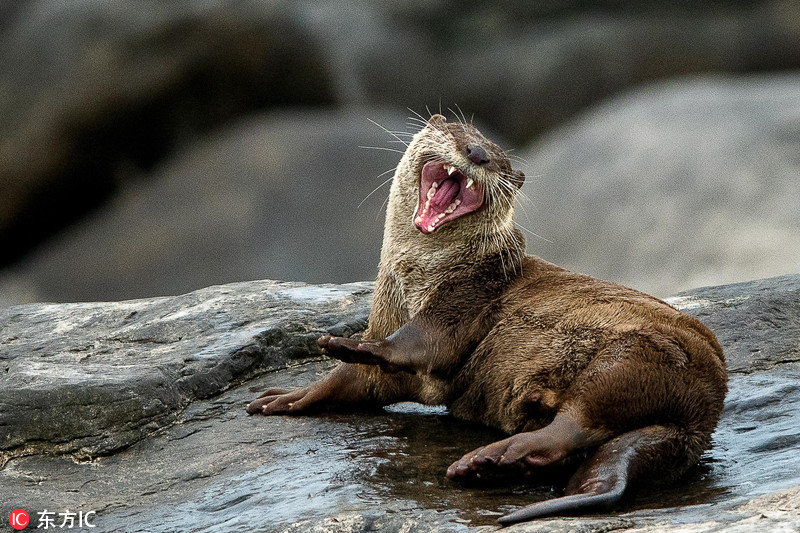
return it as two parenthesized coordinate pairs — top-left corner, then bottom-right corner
(414, 161), (484, 234)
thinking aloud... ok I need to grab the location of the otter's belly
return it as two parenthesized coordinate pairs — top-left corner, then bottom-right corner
(441, 307), (609, 434)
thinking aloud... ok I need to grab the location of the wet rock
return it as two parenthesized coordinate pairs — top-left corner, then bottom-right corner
(517, 73), (800, 297)
(1, 273), (799, 531)
(666, 274), (800, 374)
(0, 280), (372, 459)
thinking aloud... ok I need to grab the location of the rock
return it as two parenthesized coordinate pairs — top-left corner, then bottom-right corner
(0, 0), (335, 266)
(517, 73), (800, 297)
(666, 274), (800, 373)
(0, 279), (372, 458)
(1, 273), (800, 531)
(276, 1), (800, 143)
(306, 0), (800, 143)
(437, 1), (800, 143)
(0, 109), (407, 305)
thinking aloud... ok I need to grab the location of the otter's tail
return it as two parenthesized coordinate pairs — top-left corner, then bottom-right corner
(498, 424), (699, 526)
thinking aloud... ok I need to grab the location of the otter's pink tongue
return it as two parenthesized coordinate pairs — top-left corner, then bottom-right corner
(431, 178), (459, 210)
(415, 160), (484, 234)
(417, 177), (459, 232)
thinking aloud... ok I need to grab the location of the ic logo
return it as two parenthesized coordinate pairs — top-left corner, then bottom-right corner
(9, 509), (29, 530)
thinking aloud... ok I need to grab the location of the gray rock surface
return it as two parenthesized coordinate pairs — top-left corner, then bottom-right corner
(0, 279), (372, 459)
(667, 274), (800, 373)
(1, 273), (799, 532)
(517, 73), (800, 297)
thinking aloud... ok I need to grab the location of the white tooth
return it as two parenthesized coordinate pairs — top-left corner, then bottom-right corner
(428, 224), (436, 232)
(447, 166), (456, 176)
(466, 178), (474, 189)
(454, 199), (461, 206)
(415, 216), (422, 224)
(445, 202), (457, 214)
(426, 182), (438, 200)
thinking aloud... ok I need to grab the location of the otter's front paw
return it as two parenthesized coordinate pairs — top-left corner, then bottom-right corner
(317, 335), (408, 373)
(246, 384), (329, 415)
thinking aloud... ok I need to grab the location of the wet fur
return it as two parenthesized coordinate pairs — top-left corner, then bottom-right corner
(248, 114), (727, 524)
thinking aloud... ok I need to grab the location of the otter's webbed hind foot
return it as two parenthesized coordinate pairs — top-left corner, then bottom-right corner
(447, 412), (587, 479)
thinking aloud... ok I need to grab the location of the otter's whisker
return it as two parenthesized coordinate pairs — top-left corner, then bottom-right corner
(368, 118), (410, 147)
(377, 191), (391, 218)
(358, 168), (398, 209)
(453, 103), (469, 126)
(407, 108), (433, 128)
(504, 149), (531, 167)
(514, 221), (553, 243)
(359, 146), (406, 154)
(447, 106), (467, 128)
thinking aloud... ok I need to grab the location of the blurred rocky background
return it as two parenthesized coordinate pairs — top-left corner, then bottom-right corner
(1, 0), (799, 306)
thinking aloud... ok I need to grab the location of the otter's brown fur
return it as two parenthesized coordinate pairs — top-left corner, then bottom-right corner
(247, 114), (727, 525)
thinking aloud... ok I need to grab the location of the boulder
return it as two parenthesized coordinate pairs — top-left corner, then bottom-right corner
(1, 273), (799, 531)
(517, 73), (800, 297)
(0, 109), (407, 305)
(6, 73), (800, 306)
(0, 0), (335, 266)
(0, 279), (372, 458)
(306, 0), (800, 143)
(435, 1), (800, 143)
(6, 0), (800, 295)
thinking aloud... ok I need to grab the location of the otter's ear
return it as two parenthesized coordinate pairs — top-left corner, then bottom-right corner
(512, 171), (525, 189)
(428, 114), (447, 127)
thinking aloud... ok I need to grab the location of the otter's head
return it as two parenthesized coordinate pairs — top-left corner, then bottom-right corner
(397, 114), (525, 237)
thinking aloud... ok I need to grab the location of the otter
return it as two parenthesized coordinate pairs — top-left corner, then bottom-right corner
(247, 114), (727, 525)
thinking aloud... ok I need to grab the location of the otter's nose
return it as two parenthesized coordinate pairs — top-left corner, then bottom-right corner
(466, 144), (489, 166)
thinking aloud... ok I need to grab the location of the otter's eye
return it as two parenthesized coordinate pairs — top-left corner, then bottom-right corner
(466, 144), (489, 166)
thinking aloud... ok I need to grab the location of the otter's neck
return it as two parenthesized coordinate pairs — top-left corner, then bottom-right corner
(378, 207), (526, 317)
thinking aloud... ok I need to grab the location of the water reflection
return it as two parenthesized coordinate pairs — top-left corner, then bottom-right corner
(329, 404), (579, 525)
(323, 369), (800, 525)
